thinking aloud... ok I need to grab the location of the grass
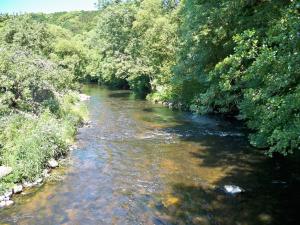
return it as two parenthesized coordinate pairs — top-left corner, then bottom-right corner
(0, 92), (88, 194)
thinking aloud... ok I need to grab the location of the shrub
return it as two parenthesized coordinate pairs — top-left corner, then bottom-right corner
(0, 47), (75, 115)
(0, 94), (86, 190)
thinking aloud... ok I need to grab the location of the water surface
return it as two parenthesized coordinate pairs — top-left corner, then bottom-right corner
(0, 85), (298, 225)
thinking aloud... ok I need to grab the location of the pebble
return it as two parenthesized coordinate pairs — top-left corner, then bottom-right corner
(79, 94), (90, 101)
(23, 181), (34, 188)
(13, 184), (23, 194)
(42, 169), (50, 178)
(48, 158), (58, 168)
(0, 200), (14, 208)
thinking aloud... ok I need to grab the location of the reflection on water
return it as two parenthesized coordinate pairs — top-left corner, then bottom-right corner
(0, 85), (298, 225)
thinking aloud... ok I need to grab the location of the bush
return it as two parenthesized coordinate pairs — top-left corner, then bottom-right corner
(172, 0), (299, 156)
(0, 15), (53, 56)
(0, 93), (87, 191)
(0, 47), (75, 115)
(0, 112), (68, 182)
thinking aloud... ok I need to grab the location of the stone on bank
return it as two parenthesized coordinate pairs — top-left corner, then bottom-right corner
(0, 166), (12, 178)
(48, 158), (59, 168)
(13, 184), (23, 194)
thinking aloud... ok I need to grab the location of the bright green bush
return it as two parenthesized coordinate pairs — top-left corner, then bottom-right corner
(88, 0), (178, 95)
(0, 15), (53, 56)
(87, 2), (137, 87)
(58, 91), (89, 125)
(0, 25), (86, 192)
(0, 47), (75, 115)
(31, 10), (99, 34)
(126, 0), (178, 96)
(0, 93), (86, 189)
(0, 112), (68, 182)
(170, 0), (299, 156)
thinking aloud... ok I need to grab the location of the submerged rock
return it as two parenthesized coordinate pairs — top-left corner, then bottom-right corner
(272, 180), (287, 185)
(69, 144), (78, 150)
(48, 158), (58, 168)
(0, 166), (12, 178)
(83, 120), (92, 128)
(79, 93), (90, 101)
(13, 184), (23, 194)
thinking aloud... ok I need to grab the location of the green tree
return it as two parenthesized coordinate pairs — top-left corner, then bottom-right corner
(174, 0), (299, 155)
(88, 2), (137, 87)
(0, 15), (52, 56)
(126, 0), (179, 96)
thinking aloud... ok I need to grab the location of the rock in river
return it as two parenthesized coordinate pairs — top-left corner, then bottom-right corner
(79, 93), (90, 101)
(223, 185), (245, 195)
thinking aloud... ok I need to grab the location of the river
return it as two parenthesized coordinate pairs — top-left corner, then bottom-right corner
(0, 84), (298, 225)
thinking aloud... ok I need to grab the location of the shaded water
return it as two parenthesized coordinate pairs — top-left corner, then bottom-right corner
(0, 85), (298, 225)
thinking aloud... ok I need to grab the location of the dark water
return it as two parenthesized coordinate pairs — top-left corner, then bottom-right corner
(0, 85), (298, 225)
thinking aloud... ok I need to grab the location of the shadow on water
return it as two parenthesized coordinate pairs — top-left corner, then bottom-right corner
(153, 121), (300, 225)
(108, 91), (132, 99)
(108, 90), (147, 100)
(96, 85), (300, 225)
(106, 88), (300, 225)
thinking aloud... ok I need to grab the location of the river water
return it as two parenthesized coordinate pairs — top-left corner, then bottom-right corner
(0, 85), (298, 225)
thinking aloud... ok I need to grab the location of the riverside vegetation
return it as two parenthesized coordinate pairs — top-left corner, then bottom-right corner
(0, 0), (299, 199)
(0, 14), (89, 195)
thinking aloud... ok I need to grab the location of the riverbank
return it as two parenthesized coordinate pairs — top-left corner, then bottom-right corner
(0, 92), (90, 208)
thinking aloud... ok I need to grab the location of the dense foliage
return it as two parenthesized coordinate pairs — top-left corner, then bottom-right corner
(0, 14), (87, 192)
(30, 10), (99, 34)
(87, 0), (299, 156)
(171, 0), (300, 156)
